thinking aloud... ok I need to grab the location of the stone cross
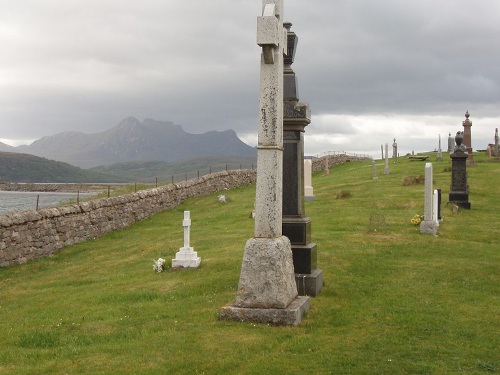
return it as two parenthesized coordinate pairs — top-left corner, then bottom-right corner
(221, 0), (309, 326)
(383, 143), (390, 174)
(172, 211), (201, 268)
(420, 163), (437, 235)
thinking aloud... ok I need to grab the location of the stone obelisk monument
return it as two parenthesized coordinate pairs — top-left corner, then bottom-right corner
(220, 0), (310, 325)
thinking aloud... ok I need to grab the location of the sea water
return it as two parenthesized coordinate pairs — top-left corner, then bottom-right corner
(0, 191), (94, 215)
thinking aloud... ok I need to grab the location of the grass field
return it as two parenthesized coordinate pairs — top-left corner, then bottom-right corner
(0, 152), (498, 374)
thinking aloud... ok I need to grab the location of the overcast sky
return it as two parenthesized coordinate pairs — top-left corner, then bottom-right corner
(1, 0), (499, 158)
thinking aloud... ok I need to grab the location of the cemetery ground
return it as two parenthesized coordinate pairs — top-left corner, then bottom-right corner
(0, 152), (498, 374)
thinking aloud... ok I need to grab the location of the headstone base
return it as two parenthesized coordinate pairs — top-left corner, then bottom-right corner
(449, 191), (471, 209)
(172, 247), (201, 269)
(420, 220), (438, 236)
(220, 296), (310, 326)
(295, 269), (323, 297)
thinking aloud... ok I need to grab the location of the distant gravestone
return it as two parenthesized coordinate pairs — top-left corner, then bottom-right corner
(304, 159), (314, 200)
(462, 111), (474, 165)
(437, 134), (443, 161)
(381, 144), (384, 160)
(449, 132), (471, 209)
(372, 160), (378, 180)
(447, 133), (454, 153)
(494, 128), (499, 157)
(420, 163), (438, 236)
(172, 211), (201, 268)
(384, 143), (390, 174)
(392, 138), (398, 163)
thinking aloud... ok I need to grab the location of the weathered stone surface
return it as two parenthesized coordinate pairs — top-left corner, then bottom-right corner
(220, 295), (310, 326)
(234, 236), (297, 309)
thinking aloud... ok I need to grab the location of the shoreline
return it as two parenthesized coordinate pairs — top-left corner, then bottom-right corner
(0, 183), (119, 194)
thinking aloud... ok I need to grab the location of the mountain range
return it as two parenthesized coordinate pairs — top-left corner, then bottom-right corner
(4, 117), (256, 169)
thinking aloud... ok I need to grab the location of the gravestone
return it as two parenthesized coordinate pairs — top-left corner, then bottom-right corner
(392, 138), (398, 163)
(282, 22), (322, 297)
(437, 134), (443, 161)
(420, 163), (438, 235)
(172, 211), (201, 268)
(447, 133), (454, 153)
(381, 144), (384, 160)
(220, 0), (310, 325)
(372, 160), (378, 180)
(304, 159), (314, 201)
(383, 143), (390, 174)
(323, 156), (329, 176)
(462, 111), (474, 165)
(494, 128), (499, 157)
(449, 132), (471, 209)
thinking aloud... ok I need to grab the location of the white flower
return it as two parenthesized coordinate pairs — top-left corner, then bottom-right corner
(153, 258), (165, 272)
(218, 194), (227, 203)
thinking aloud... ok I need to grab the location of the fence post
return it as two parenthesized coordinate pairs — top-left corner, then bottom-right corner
(36, 195), (40, 211)
(156, 177), (158, 187)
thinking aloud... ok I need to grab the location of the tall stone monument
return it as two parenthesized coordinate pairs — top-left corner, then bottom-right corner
(392, 138), (398, 163)
(437, 134), (443, 161)
(494, 128), (499, 157)
(449, 131), (471, 209)
(420, 163), (437, 236)
(462, 111), (474, 165)
(383, 143), (390, 174)
(220, 0), (310, 325)
(282, 22), (322, 297)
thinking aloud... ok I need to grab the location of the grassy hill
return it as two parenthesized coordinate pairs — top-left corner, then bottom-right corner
(90, 155), (257, 183)
(0, 152), (129, 183)
(0, 152), (498, 374)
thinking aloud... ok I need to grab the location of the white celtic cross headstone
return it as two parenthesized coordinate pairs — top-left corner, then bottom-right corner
(172, 211), (201, 268)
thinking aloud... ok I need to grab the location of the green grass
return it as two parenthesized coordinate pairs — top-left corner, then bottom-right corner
(0, 152), (498, 374)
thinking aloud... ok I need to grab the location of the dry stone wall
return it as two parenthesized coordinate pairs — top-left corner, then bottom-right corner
(0, 170), (256, 267)
(311, 154), (371, 173)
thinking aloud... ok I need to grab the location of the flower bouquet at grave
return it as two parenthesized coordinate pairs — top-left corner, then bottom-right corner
(410, 214), (423, 225)
(153, 258), (165, 272)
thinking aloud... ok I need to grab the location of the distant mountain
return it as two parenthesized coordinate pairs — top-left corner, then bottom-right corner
(14, 117), (256, 168)
(0, 141), (14, 152)
(90, 155), (257, 183)
(0, 152), (129, 183)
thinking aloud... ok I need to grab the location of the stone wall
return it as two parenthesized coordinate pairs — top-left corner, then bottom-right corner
(0, 170), (256, 267)
(311, 154), (372, 173)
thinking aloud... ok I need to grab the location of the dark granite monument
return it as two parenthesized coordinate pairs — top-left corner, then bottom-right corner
(282, 22), (323, 297)
(449, 131), (471, 209)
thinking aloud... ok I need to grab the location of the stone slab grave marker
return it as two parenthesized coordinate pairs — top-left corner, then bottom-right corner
(384, 143), (390, 174)
(220, 0), (310, 325)
(449, 131), (471, 209)
(304, 159), (314, 200)
(420, 163), (438, 236)
(282, 22), (322, 297)
(172, 211), (201, 268)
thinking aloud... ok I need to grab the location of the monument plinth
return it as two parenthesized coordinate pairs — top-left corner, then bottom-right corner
(220, 0), (310, 325)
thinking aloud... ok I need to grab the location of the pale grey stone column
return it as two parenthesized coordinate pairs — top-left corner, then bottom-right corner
(384, 143), (390, 174)
(420, 163), (437, 235)
(220, 0), (309, 325)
